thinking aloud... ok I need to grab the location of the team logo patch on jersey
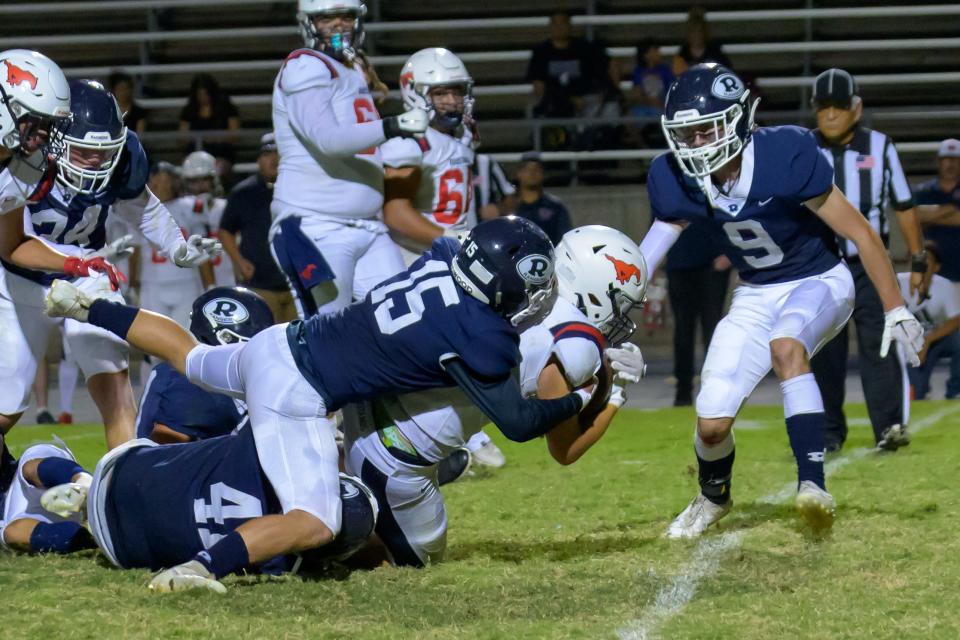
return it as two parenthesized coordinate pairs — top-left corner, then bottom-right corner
(711, 74), (744, 100)
(516, 254), (553, 285)
(202, 298), (250, 326)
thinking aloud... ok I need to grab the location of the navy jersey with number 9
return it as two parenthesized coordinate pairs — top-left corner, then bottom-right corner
(648, 126), (840, 285)
(289, 237), (520, 411)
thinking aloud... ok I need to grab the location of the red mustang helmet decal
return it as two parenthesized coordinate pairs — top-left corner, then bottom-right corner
(605, 254), (643, 285)
(3, 59), (38, 92)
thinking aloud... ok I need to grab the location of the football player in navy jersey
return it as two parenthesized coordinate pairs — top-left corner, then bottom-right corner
(136, 287), (274, 443)
(45, 216), (600, 591)
(637, 64), (924, 537)
(0, 79), (221, 449)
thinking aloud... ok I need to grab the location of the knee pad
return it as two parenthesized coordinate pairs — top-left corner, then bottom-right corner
(696, 374), (741, 419)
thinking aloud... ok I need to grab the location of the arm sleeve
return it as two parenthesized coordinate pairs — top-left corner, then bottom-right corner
(112, 188), (187, 257)
(442, 357), (583, 442)
(639, 219), (683, 273)
(884, 139), (914, 210)
(286, 85), (387, 159)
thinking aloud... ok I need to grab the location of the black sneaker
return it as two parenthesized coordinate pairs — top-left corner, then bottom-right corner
(877, 424), (910, 451)
(437, 448), (472, 486)
(36, 409), (56, 424)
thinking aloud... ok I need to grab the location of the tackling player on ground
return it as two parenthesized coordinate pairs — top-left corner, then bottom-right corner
(45, 217), (600, 591)
(639, 64), (923, 537)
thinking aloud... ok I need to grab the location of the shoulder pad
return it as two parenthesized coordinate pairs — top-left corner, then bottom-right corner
(278, 49), (340, 93)
(111, 132), (149, 200)
(381, 138), (424, 168)
(549, 322), (604, 388)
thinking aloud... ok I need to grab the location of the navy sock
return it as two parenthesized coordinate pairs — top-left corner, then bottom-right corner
(781, 373), (827, 490)
(87, 299), (139, 340)
(785, 413), (827, 489)
(29, 521), (95, 554)
(36, 457), (84, 488)
(194, 530), (250, 578)
(695, 432), (735, 505)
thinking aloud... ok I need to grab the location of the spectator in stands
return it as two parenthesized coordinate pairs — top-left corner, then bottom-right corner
(512, 152), (571, 244)
(178, 73), (241, 177)
(217, 133), (297, 323)
(107, 71), (148, 135)
(898, 241), (960, 400)
(627, 39), (673, 147)
(526, 10), (620, 150)
(672, 6), (732, 76)
(665, 222), (731, 406)
(915, 139), (960, 294)
(630, 39), (673, 117)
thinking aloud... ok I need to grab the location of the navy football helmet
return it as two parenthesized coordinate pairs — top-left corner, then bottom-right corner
(189, 287), (274, 346)
(451, 216), (557, 328)
(301, 473), (378, 564)
(661, 64), (759, 182)
(57, 79), (127, 195)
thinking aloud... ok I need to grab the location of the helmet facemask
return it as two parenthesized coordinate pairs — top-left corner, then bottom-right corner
(57, 127), (127, 195)
(1, 85), (70, 171)
(597, 288), (643, 345)
(298, 8), (365, 61)
(415, 83), (474, 132)
(510, 276), (558, 330)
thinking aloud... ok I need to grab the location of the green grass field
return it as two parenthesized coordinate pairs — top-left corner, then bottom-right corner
(2, 402), (960, 639)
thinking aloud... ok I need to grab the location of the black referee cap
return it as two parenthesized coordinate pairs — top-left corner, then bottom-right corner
(811, 68), (859, 109)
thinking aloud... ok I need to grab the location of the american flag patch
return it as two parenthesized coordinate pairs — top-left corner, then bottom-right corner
(855, 154), (875, 169)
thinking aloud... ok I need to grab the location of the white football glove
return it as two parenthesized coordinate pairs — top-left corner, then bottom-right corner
(149, 560), (227, 594)
(605, 342), (647, 384)
(608, 384), (627, 409)
(90, 234), (137, 263)
(172, 235), (222, 268)
(880, 305), (925, 367)
(383, 108), (429, 139)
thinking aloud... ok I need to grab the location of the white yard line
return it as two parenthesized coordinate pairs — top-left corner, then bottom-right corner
(616, 404), (960, 640)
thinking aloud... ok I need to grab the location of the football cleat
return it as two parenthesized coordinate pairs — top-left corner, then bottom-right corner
(40, 473), (92, 519)
(666, 493), (732, 539)
(437, 447), (472, 486)
(795, 480), (835, 533)
(44, 280), (97, 321)
(36, 409), (56, 424)
(470, 440), (506, 469)
(149, 560), (227, 594)
(877, 424), (910, 452)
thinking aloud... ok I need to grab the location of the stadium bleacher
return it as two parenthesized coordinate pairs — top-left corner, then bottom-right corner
(6, 0), (959, 178)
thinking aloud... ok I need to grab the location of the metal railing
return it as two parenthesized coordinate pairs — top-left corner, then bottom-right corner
(57, 36), (960, 79)
(7, 4), (960, 46)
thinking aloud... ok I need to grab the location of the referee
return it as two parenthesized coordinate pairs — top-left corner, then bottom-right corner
(472, 153), (518, 222)
(809, 68), (926, 452)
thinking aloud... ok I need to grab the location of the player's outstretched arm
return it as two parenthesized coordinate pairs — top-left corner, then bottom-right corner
(809, 185), (925, 364)
(808, 185), (902, 311)
(638, 219), (685, 274)
(44, 282), (198, 374)
(441, 356), (590, 443)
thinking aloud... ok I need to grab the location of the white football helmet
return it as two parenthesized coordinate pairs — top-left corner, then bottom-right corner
(181, 150), (221, 196)
(297, 0), (366, 60)
(0, 49), (71, 166)
(555, 226), (648, 345)
(400, 48), (474, 130)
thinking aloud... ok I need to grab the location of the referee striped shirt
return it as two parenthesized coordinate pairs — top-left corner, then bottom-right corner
(472, 154), (515, 210)
(814, 126), (914, 257)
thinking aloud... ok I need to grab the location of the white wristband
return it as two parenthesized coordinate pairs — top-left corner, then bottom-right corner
(574, 388), (594, 410)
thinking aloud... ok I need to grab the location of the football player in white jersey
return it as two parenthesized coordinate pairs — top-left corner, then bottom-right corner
(341, 226), (649, 567)
(178, 151), (233, 287)
(382, 48), (478, 264)
(0, 50), (123, 289)
(270, 0), (429, 317)
(134, 161), (214, 328)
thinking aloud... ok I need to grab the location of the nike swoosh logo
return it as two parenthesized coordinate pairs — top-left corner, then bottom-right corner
(758, 197), (774, 206)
